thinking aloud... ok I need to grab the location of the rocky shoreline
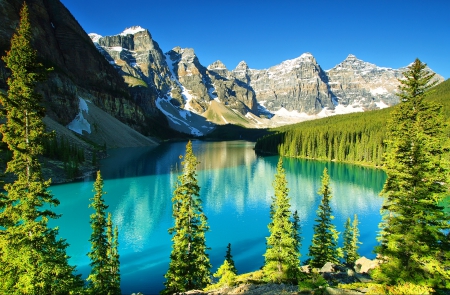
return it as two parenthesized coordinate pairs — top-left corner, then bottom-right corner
(177, 256), (381, 295)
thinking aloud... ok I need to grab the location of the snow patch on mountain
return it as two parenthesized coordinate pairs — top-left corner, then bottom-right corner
(156, 97), (214, 136)
(370, 87), (389, 95)
(67, 97), (91, 135)
(164, 53), (199, 113)
(375, 100), (389, 109)
(89, 33), (102, 43)
(121, 26), (145, 35)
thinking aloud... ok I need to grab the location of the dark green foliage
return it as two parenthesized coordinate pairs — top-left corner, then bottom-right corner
(106, 213), (121, 295)
(87, 171), (121, 294)
(0, 4), (83, 294)
(162, 141), (211, 294)
(263, 157), (300, 282)
(212, 244), (238, 287)
(255, 79), (450, 168)
(308, 168), (341, 268)
(200, 124), (270, 141)
(342, 214), (361, 266)
(43, 135), (86, 178)
(292, 210), (302, 259)
(375, 59), (450, 288)
(255, 110), (388, 166)
(225, 243), (238, 275)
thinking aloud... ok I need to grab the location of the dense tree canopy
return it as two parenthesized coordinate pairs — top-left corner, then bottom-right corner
(0, 3), (82, 293)
(375, 59), (450, 288)
(255, 78), (450, 168)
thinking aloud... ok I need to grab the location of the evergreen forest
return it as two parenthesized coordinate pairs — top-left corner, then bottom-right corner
(255, 78), (450, 167)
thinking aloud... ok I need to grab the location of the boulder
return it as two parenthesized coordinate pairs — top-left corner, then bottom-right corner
(354, 256), (380, 274)
(301, 265), (311, 274)
(320, 262), (335, 273)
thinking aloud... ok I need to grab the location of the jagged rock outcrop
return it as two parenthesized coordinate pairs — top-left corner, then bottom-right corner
(238, 53), (334, 114)
(326, 54), (404, 109)
(92, 28), (260, 131)
(166, 47), (211, 113)
(0, 0), (149, 137)
(90, 27), (178, 115)
(90, 26), (444, 134)
(207, 60), (258, 115)
(242, 53), (444, 115)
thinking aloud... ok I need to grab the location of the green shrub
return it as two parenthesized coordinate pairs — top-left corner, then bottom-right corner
(298, 269), (328, 293)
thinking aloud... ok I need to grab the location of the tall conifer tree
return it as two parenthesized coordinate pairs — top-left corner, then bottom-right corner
(292, 210), (302, 261)
(343, 214), (361, 266)
(162, 141), (211, 294)
(225, 243), (237, 274)
(263, 157), (300, 282)
(106, 213), (121, 295)
(376, 59), (450, 287)
(213, 243), (238, 287)
(0, 3), (82, 293)
(308, 168), (341, 268)
(87, 171), (121, 294)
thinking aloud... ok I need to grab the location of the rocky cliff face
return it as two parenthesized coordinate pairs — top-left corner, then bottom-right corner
(90, 25), (444, 135)
(326, 54), (404, 109)
(90, 27), (176, 115)
(92, 28), (261, 134)
(0, 0), (149, 138)
(238, 53), (334, 114)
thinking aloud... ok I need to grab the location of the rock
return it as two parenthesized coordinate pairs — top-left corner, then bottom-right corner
(326, 286), (364, 294)
(93, 27), (175, 115)
(355, 273), (373, 283)
(326, 54), (443, 110)
(347, 268), (355, 277)
(320, 262), (336, 273)
(301, 265), (311, 273)
(239, 52), (334, 114)
(0, 0), (150, 135)
(354, 256), (380, 274)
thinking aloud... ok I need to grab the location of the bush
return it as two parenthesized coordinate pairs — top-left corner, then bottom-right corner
(298, 269), (328, 293)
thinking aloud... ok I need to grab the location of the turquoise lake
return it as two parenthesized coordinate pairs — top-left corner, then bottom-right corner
(48, 140), (386, 294)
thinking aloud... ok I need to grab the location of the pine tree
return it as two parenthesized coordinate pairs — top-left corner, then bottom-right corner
(375, 59), (450, 287)
(308, 168), (341, 268)
(162, 141), (211, 294)
(213, 243), (238, 287)
(0, 3), (82, 293)
(343, 214), (361, 266)
(213, 260), (237, 287)
(106, 213), (121, 295)
(87, 171), (117, 294)
(263, 157), (300, 282)
(225, 243), (237, 275)
(292, 210), (302, 261)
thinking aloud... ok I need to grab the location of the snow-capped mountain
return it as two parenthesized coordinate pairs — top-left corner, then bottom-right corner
(89, 26), (444, 136)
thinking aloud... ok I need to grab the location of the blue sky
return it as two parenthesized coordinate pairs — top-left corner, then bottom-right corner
(61, 0), (449, 79)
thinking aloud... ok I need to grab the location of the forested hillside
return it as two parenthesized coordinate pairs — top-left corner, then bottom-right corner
(255, 79), (450, 167)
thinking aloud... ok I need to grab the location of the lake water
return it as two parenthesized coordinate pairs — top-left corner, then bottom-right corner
(49, 140), (386, 294)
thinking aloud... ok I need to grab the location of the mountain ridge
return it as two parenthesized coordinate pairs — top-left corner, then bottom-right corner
(91, 25), (444, 136)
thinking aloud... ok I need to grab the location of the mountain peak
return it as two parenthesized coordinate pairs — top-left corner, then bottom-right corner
(234, 60), (249, 71)
(346, 54), (357, 60)
(300, 52), (314, 59)
(208, 60), (227, 70)
(120, 26), (146, 36)
(88, 33), (102, 43)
